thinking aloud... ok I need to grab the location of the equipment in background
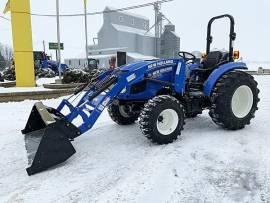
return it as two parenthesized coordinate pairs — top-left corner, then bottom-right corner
(63, 59), (103, 84)
(23, 15), (260, 176)
(33, 51), (68, 74)
(62, 68), (104, 84)
(117, 51), (127, 67)
(87, 58), (99, 70)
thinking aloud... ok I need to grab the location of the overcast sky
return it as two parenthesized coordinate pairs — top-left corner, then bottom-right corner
(0, 0), (270, 61)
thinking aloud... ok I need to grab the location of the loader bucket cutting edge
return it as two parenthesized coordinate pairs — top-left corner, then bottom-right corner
(22, 102), (80, 176)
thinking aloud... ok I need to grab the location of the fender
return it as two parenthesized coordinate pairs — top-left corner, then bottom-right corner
(203, 62), (248, 97)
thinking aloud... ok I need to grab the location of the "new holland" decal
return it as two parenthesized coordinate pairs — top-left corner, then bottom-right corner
(147, 60), (174, 69)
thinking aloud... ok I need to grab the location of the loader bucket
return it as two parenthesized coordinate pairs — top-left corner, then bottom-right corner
(22, 102), (80, 176)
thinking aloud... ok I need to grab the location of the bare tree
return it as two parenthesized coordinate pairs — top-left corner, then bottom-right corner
(2, 45), (13, 61)
(0, 43), (13, 69)
(0, 44), (6, 70)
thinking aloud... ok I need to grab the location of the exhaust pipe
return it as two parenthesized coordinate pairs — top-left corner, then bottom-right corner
(22, 102), (80, 176)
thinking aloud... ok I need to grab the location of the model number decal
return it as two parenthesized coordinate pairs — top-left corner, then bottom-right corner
(97, 97), (111, 112)
(147, 67), (173, 78)
(127, 74), (136, 82)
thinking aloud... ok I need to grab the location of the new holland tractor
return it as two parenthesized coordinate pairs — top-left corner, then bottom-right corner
(33, 51), (68, 74)
(22, 15), (259, 175)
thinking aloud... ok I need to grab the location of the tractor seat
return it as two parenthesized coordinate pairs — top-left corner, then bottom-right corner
(191, 51), (229, 82)
(202, 51), (224, 70)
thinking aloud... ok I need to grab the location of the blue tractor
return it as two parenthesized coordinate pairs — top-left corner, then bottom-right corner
(23, 15), (259, 175)
(33, 51), (68, 74)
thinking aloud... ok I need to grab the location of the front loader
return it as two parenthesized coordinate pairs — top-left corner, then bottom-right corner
(22, 14), (260, 175)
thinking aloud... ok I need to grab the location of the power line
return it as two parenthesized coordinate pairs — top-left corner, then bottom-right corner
(161, 13), (173, 25)
(12, 0), (174, 17)
(0, 16), (10, 21)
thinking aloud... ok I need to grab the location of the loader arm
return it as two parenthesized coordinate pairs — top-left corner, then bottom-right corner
(56, 70), (134, 134)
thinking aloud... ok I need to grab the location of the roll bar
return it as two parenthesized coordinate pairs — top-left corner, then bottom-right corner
(206, 14), (236, 62)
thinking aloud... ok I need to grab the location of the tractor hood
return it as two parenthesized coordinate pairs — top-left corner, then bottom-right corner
(119, 60), (156, 72)
(119, 59), (180, 73)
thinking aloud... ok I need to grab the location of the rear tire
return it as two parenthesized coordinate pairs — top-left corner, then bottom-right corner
(139, 95), (185, 144)
(209, 70), (259, 130)
(108, 102), (140, 125)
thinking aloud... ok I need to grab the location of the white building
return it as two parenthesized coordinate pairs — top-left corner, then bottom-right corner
(65, 6), (179, 69)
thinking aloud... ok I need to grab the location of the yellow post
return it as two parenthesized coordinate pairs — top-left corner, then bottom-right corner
(4, 0), (35, 87)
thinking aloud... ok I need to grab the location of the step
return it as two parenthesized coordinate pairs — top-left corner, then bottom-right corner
(189, 91), (205, 97)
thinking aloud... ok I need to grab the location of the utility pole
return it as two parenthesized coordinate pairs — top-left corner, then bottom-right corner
(43, 40), (46, 53)
(84, 0), (89, 69)
(56, 0), (62, 81)
(154, 1), (162, 57)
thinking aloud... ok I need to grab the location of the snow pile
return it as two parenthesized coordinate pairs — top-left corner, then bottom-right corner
(0, 76), (269, 202)
(35, 77), (58, 87)
(0, 77), (58, 93)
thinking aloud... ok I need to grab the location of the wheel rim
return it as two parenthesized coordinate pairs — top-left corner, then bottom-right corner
(231, 85), (254, 118)
(119, 105), (131, 118)
(156, 109), (179, 135)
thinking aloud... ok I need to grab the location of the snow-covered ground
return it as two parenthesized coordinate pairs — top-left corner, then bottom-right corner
(0, 76), (269, 203)
(0, 77), (57, 93)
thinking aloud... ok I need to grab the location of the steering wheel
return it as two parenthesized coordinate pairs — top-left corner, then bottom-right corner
(178, 51), (196, 62)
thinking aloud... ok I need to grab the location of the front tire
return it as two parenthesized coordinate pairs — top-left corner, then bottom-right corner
(209, 70), (259, 130)
(108, 102), (140, 125)
(139, 95), (185, 144)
